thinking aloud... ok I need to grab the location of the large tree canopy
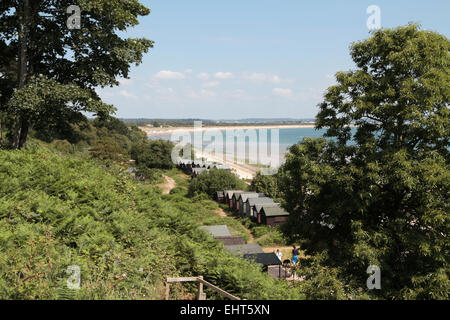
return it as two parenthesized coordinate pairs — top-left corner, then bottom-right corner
(316, 24), (449, 156)
(0, 0), (153, 148)
(279, 24), (449, 299)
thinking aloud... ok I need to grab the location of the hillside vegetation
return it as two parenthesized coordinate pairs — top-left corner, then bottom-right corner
(0, 144), (304, 299)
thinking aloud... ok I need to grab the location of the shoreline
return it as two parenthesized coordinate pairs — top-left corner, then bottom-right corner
(193, 148), (261, 180)
(140, 123), (317, 136)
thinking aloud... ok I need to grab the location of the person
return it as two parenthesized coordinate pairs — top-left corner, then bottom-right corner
(275, 249), (282, 261)
(291, 245), (299, 265)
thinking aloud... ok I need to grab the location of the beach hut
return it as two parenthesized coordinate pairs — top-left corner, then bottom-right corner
(238, 193), (265, 216)
(216, 236), (245, 246)
(257, 206), (290, 226)
(199, 225), (232, 237)
(215, 191), (225, 203)
(231, 192), (245, 212)
(225, 244), (264, 256)
(247, 198), (277, 219)
(224, 190), (243, 208)
(199, 225), (245, 246)
(243, 253), (283, 278)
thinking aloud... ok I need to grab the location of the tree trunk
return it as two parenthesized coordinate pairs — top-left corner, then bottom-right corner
(18, 118), (29, 149)
(13, 0), (30, 149)
(0, 111), (3, 147)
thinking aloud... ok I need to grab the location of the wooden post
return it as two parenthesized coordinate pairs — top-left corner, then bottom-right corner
(165, 282), (170, 300)
(197, 276), (204, 300)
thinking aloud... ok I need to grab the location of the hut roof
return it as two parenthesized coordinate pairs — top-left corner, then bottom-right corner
(216, 191), (225, 197)
(232, 191), (246, 200)
(238, 192), (265, 203)
(199, 225), (232, 237)
(224, 190), (244, 198)
(243, 253), (282, 266)
(261, 206), (289, 217)
(225, 244), (264, 255)
(254, 202), (280, 213)
(248, 197), (275, 207)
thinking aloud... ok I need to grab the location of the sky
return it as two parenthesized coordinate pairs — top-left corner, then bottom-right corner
(96, 0), (450, 120)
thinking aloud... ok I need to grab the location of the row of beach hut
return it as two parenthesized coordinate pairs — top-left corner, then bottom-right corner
(176, 159), (231, 178)
(215, 190), (290, 227)
(199, 225), (283, 278)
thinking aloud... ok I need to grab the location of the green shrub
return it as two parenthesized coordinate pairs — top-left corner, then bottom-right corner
(50, 139), (73, 153)
(0, 146), (302, 300)
(131, 139), (175, 170)
(188, 169), (247, 198)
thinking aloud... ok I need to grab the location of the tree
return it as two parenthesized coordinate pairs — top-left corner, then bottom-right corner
(250, 172), (281, 201)
(131, 139), (176, 170)
(279, 25), (449, 299)
(188, 169), (247, 198)
(0, 0), (153, 148)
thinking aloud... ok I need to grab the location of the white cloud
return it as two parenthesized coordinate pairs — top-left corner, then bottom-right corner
(202, 81), (220, 88)
(118, 77), (132, 86)
(272, 88), (293, 98)
(215, 72), (233, 79)
(154, 70), (185, 80)
(226, 89), (258, 101)
(184, 69), (193, 74)
(186, 89), (216, 99)
(119, 90), (137, 99)
(325, 74), (334, 80)
(244, 73), (281, 83)
(196, 73), (210, 80)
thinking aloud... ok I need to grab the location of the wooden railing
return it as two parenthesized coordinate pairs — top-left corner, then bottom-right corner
(165, 276), (241, 300)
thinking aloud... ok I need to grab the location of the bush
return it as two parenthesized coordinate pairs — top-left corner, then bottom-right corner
(188, 169), (247, 198)
(50, 139), (73, 153)
(250, 172), (281, 200)
(256, 229), (287, 247)
(0, 146), (301, 299)
(131, 139), (175, 170)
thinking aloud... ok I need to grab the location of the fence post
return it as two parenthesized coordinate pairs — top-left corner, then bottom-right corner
(197, 276), (206, 300)
(165, 282), (170, 300)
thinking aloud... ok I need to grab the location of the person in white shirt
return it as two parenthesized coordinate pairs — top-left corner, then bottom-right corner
(276, 249), (282, 261)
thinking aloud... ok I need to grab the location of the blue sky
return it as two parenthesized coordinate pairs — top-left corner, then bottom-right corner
(97, 0), (450, 119)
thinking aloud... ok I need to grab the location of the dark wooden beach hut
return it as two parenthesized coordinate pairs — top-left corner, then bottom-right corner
(238, 192), (265, 216)
(246, 197), (275, 219)
(257, 206), (289, 226)
(215, 191), (225, 203)
(243, 253), (283, 278)
(224, 190), (243, 209)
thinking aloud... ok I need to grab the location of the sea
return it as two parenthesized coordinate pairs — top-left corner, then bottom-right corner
(148, 127), (356, 165)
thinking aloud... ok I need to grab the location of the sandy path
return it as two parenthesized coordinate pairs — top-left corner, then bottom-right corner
(157, 175), (176, 194)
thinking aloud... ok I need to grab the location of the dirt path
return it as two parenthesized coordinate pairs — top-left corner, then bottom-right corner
(216, 208), (228, 218)
(244, 227), (255, 244)
(157, 175), (176, 194)
(215, 208), (255, 244)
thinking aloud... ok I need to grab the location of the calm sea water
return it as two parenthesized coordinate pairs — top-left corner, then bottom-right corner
(149, 127), (355, 163)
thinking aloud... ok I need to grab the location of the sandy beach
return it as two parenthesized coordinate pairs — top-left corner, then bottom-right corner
(140, 123), (316, 136)
(193, 148), (261, 180)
